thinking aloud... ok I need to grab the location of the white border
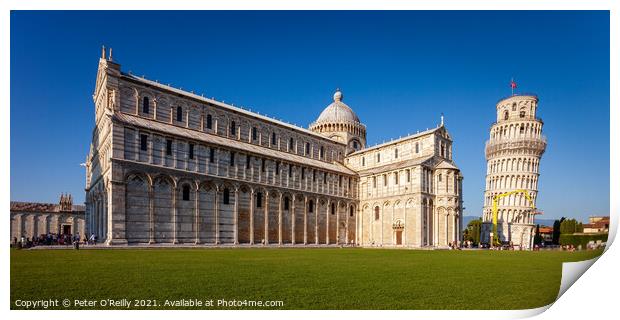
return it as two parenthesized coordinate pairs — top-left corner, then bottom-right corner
(2, 1), (616, 319)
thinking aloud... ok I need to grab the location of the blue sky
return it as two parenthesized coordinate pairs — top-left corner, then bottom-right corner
(10, 11), (609, 222)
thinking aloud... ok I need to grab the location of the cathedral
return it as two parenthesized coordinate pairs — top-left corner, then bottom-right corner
(85, 49), (463, 247)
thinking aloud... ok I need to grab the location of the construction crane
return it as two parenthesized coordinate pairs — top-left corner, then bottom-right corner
(491, 189), (536, 247)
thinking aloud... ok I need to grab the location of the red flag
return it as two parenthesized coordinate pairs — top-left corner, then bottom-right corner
(510, 79), (517, 89)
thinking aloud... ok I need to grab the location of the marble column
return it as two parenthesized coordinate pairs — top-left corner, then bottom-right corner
(314, 199), (319, 245)
(172, 186), (178, 244)
(250, 189), (255, 245)
(214, 186), (220, 244)
(326, 199), (330, 244)
(291, 194), (296, 245)
(278, 194), (283, 245)
(234, 188), (239, 245)
(194, 187), (200, 244)
(304, 197), (308, 245)
(264, 191), (269, 245)
(336, 201), (341, 244)
(149, 184), (155, 244)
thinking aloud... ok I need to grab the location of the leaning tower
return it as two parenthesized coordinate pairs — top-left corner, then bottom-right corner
(480, 94), (547, 249)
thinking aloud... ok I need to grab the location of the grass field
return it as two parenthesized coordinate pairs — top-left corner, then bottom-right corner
(10, 248), (602, 310)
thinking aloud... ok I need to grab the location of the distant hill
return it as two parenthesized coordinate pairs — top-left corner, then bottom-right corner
(461, 216), (558, 230)
(535, 218), (558, 227)
(462, 216), (481, 228)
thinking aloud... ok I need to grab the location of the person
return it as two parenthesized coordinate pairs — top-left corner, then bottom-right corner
(89, 233), (95, 245)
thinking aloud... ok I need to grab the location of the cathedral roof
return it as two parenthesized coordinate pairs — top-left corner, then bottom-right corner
(113, 113), (357, 175)
(121, 73), (346, 146)
(434, 160), (459, 170)
(348, 127), (442, 156)
(356, 156), (434, 176)
(10, 201), (85, 213)
(313, 90), (361, 125)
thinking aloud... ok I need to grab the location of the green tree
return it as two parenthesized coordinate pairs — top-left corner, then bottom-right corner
(534, 224), (543, 246)
(465, 218), (482, 244)
(560, 218), (580, 235)
(552, 217), (565, 245)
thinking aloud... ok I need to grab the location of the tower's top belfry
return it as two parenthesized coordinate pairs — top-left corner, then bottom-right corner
(486, 94), (546, 161)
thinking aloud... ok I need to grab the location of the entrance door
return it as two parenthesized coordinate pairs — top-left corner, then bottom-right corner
(63, 225), (71, 235)
(396, 230), (403, 245)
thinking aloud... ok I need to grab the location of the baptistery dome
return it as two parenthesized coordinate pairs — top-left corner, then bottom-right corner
(310, 89), (366, 154)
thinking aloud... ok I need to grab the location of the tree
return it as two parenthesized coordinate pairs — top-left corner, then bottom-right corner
(534, 224), (543, 246)
(560, 218), (580, 235)
(552, 217), (565, 245)
(464, 218), (482, 244)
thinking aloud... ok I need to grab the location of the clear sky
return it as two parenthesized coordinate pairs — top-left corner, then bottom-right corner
(10, 11), (609, 222)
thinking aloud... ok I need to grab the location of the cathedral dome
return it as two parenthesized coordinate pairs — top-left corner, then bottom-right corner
(314, 89), (360, 124)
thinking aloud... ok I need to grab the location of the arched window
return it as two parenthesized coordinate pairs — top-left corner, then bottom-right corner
(230, 121), (236, 135)
(519, 111), (526, 118)
(308, 200), (314, 213)
(251, 127), (257, 140)
(374, 206), (380, 220)
(331, 203), (336, 215)
(206, 114), (212, 129)
(256, 192), (263, 208)
(415, 142), (419, 153)
(319, 146), (325, 159)
(377, 153), (381, 163)
(394, 172), (399, 185)
(512, 103), (517, 111)
(176, 106), (183, 122)
(271, 132), (277, 145)
(353, 140), (358, 149)
(394, 148), (399, 159)
(305, 142), (310, 155)
(182, 184), (190, 201)
(504, 110), (509, 120)
(289, 137), (294, 151)
(223, 188), (230, 205)
(142, 97), (150, 114)
(350, 206), (354, 217)
(520, 125), (525, 134)
(362, 157), (366, 166)
(284, 197), (290, 211)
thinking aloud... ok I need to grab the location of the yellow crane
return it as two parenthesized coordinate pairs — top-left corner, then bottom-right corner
(491, 189), (536, 246)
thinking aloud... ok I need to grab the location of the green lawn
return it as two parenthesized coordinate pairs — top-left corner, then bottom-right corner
(10, 248), (602, 310)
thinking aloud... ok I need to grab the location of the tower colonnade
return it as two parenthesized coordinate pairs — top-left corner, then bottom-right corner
(481, 94), (547, 249)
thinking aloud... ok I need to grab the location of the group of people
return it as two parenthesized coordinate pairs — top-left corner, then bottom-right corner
(12, 233), (99, 249)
